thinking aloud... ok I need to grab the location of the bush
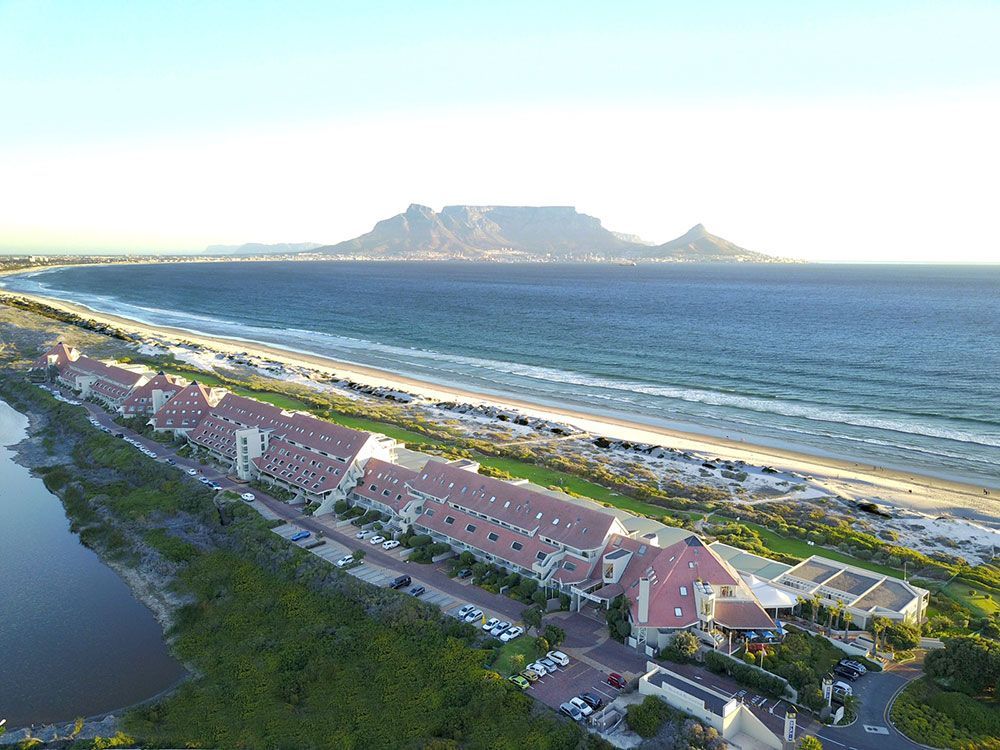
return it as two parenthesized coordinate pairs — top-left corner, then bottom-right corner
(627, 696), (673, 738)
(891, 677), (1000, 750)
(884, 622), (921, 651)
(703, 650), (786, 697)
(407, 534), (433, 548)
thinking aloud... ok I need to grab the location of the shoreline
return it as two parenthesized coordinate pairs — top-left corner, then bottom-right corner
(2, 287), (996, 527)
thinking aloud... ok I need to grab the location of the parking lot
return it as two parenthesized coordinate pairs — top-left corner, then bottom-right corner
(526, 659), (624, 712)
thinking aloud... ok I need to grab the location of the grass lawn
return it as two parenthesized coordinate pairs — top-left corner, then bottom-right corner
(940, 580), (1000, 618)
(746, 522), (903, 577)
(492, 637), (544, 676)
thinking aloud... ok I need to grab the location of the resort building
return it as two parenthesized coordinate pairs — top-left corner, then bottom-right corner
(33, 342), (149, 408)
(405, 459), (629, 581)
(150, 381), (226, 435)
(120, 371), (186, 417)
(710, 543), (928, 628)
(572, 535), (777, 652)
(187, 393), (396, 511)
(638, 663), (784, 750)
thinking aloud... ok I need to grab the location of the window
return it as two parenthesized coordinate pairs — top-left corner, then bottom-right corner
(688, 562), (696, 568)
(680, 586), (688, 596)
(536, 551), (547, 561)
(674, 607), (683, 617)
(552, 517), (559, 525)
(563, 562), (577, 572)
(424, 508), (435, 517)
(444, 516), (455, 525)
(487, 532), (499, 542)
(511, 541), (523, 551)
(465, 523), (476, 533)
(535, 512), (543, 520)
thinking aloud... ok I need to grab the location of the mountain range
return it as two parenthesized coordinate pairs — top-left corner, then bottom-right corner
(209, 205), (786, 262)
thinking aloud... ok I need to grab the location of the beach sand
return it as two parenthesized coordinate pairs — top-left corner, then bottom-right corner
(5, 287), (997, 528)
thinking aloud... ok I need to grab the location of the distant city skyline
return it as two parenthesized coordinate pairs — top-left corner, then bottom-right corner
(1, 1), (998, 261)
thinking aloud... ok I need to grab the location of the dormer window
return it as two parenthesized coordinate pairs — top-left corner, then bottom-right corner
(680, 586), (688, 596)
(674, 607), (683, 617)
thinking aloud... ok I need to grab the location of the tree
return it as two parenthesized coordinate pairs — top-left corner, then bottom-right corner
(883, 622), (920, 651)
(800, 736), (823, 750)
(925, 634), (1000, 696)
(871, 616), (889, 652)
(509, 654), (526, 673)
(626, 696), (671, 738)
(352, 548), (366, 561)
(842, 610), (853, 639)
(522, 606), (543, 634)
(543, 623), (566, 648)
(811, 595), (822, 623)
(672, 630), (700, 660)
(796, 595), (807, 617)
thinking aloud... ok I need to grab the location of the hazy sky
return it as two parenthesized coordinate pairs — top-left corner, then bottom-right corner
(1, 1), (998, 261)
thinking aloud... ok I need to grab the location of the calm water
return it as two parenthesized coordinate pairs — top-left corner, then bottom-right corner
(0, 400), (184, 727)
(4, 262), (999, 487)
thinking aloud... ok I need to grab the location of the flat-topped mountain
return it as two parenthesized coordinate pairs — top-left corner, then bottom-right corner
(309, 205), (784, 262)
(206, 242), (322, 256)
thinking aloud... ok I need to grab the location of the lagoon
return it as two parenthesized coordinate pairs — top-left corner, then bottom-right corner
(0, 399), (184, 728)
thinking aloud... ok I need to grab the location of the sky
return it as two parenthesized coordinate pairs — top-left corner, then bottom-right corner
(1, 1), (998, 262)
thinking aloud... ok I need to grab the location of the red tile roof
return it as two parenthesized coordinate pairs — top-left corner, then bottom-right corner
(351, 459), (419, 513)
(253, 436), (353, 495)
(121, 372), (185, 415)
(187, 414), (240, 459)
(33, 342), (78, 370)
(152, 381), (220, 430)
(713, 600), (776, 630)
(415, 502), (561, 570)
(409, 461), (618, 552)
(64, 355), (146, 388)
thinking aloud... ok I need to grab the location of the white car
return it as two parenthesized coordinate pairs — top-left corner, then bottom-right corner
(335, 555), (355, 568)
(527, 661), (549, 676)
(569, 697), (593, 717)
(457, 604), (475, 619)
(382, 539), (400, 550)
(187, 468), (198, 476)
(368, 535), (386, 545)
(241, 492), (255, 502)
(463, 609), (483, 623)
(832, 680), (853, 697)
(546, 650), (570, 667)
(499, 626), (524, 642)
(482, 617), (500, 632)
(490, 621), (511, 637)
(356, 530), (372, 539)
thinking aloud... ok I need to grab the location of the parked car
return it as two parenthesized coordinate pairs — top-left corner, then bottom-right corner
(569, 697), (593, 717)
(290, 531), (311, 542)
(356, 530), (372, 539)
(579, 692), (604, 710)
(482, 617), (500, 632)
(607, 672), (627, 689)
(539, 656), (557, 670)
(335, 554), (355, 568)
(457, 604), (475, 619)
(463, 608), (483, 623)
(546, 650), (570, 667)
(528, 661), (549, 676)
(490, 621), (511, 637)
(839, 659), (867, 674)
(166, 458), (176, 465)
(209, 482), (222, 490)
(834, 665), (861, 681)
(508, 675), (530, 690)
(457, 568), (473, 579)
(382, 539), (400, 550)
(559, 702), (583, 721)
(389, 575), (411, 590)
(520, 669), (539, 683)
(408, 585), (426, 597)
(186, 468), (198, 476)
(832, 680), (853, 698)
(500, 626), (524, 642)
(369, 535), (386, 545)
(241, 492), (255, 501)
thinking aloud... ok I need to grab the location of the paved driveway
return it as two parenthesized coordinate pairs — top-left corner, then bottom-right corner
(527, 659), (624, 711)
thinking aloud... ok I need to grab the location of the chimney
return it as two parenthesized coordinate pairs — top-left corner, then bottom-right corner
(638, 577), (651, 624)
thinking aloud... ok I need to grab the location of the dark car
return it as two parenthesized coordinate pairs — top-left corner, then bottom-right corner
(409, 585), (426, 597)
(579, 692), (604, 710)
(166, 458), (176, 465)
(115, 432), (124, 438)
(607, 672), (627, 689)
(389, 575), (411, 590)
(457, 568), (473, 579)
(833, 665), (861, 681)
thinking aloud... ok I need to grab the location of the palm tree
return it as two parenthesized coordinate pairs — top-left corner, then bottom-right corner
(842, 610), (853, 640)
(811, 595), (822, 624)
(796, 596), (807, 618)
(871, 616), (889, 652)
(831, 601), (844, 633)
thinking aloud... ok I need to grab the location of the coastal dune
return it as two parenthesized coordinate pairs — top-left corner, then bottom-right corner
(5, 288), (997, 528)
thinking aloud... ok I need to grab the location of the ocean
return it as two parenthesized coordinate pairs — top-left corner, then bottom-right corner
(4, 261), (998, 487)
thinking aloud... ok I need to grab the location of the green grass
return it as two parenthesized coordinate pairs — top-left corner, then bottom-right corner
(746, 523), (904, 576)
(891, 677), (1000, 750)
(941, 580), (1000, 618)
(492, 637), (544, 677)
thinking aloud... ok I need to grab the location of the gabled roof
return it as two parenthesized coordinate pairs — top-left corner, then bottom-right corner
(253, 436), (354, 495)
(33, 342), (79, 370)
(121, 372), (186, 412)
(409, 461), (618, 551)
(151, 381), (222, 430)
(187, 414), (240, 458)
(352, 459), (420, 513)
(415, 502), (561, 570)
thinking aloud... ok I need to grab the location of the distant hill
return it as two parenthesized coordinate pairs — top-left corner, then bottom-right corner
(310, 205), (785, 262)
(205, 242), (322, 256)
